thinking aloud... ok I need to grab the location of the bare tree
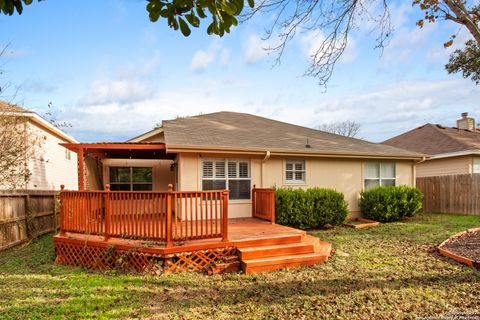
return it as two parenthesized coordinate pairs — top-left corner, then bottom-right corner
(243, 0), (479, 86)
(318, 120), (361, 137)
(0, 45), (42, 189)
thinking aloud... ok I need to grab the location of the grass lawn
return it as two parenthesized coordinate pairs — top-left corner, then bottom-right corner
(1, 213), (479, 319)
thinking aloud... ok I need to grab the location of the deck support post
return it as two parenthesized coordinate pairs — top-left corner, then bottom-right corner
(59, 184), (65, 236)
(222, 190), (229, 242)
(104, 184), (111, 241)
(166, 184), (173, 247)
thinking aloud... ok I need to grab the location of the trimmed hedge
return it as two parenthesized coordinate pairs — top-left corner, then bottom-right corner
(275, 188), (348, 229)
(359, 186), (423, 222)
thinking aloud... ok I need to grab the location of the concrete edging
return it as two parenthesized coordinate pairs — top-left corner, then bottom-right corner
(343, 218), (380, 229)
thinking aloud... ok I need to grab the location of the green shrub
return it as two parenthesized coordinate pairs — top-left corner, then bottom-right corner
(275, 187), (348, 229)
(359, 186), (423, 222)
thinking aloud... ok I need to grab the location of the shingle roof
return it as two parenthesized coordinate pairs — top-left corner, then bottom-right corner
(162, 112), (422, 158)
(0, 100), (30, 113)
(383, 124), (480, 156)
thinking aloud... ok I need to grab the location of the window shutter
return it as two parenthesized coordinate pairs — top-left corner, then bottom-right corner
(203, 161), (213, 178)
(215, 161), (225, 178)
(228, 162), (237, 178)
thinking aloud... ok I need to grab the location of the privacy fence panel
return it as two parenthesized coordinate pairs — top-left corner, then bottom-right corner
(0, 190), (58, 251)
(416, 174), (480, 215)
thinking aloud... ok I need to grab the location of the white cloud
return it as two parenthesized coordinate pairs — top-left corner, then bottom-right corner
(191, 49), (216, 72)
(311, 78), (480, 141)
(244, 35), (269, 64)
(220, 48), (230, 66)
(80, 78), (155, 105)
(300, 30), (357, 65)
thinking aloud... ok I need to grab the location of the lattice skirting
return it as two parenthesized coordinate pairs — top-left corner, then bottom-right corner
(54, 237), (238, 274)
(164, 247), (238, 273)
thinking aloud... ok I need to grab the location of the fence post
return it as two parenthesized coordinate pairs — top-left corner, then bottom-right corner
(104, 184), (110, 241)
(166, 184), (173, 247)
(59, 185), (65, 236)
(222, 190), (229, 242)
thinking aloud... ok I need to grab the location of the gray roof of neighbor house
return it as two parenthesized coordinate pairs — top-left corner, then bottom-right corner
(383, 124), (480, 156)
(157, 112), (423, 159)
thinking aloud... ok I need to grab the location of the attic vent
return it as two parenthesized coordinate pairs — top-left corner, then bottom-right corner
(305, 139), (312, 148)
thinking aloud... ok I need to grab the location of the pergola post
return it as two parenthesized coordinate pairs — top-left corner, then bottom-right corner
(78, 147), (85, 191)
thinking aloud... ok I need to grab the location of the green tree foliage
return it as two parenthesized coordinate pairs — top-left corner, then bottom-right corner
(445, 40), (480, 84)
(0, 0), (33, 15)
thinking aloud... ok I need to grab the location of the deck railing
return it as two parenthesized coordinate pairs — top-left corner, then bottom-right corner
(59, 184), (229, 246)
(252, 185), (275, 223)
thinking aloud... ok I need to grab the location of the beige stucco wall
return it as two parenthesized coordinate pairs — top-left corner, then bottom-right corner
(101, 159), (175, 191)
(416, 156), (472, 177)
(177, 153), (262, 218)
(26, 121), (78, 190)
(176, 153), (415, 218)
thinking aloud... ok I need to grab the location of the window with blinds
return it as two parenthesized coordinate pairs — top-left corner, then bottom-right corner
(364, 162), (396, 189)
(202, 158), (251, 200)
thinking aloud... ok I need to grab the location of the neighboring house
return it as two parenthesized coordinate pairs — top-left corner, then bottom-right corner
(0, 101), (78, 190)
(383, 112), (480, 178)
(66, 112), (422, 218)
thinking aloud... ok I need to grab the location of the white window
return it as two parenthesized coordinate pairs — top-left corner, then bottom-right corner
(364, 162), (396, 189)
(202, 159), (251, 200)
(285, 160), (306, 183)
(474, 157), (480, 173)
(109, 167), (153, 191)
(65, 149), (71, 160)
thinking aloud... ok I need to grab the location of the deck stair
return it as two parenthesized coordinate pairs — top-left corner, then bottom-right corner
(237, 232), (332, 274)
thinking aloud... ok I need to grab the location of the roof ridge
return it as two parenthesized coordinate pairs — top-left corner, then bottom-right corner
(429, 123), (477, 150)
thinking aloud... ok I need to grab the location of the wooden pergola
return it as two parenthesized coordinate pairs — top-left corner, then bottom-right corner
(61, 142), (174, 191)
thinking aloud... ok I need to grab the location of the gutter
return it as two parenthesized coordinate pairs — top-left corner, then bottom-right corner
(165, 146), (423, 161)
(412, 156), (427, 187)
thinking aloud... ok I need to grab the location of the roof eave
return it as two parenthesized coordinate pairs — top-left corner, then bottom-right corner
(430, 149), (480, 160)
(166, 144), (424, 160)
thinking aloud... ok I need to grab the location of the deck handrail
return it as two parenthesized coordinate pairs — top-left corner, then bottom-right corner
(252, 185), (275, 223)
(59, 184), (229, 245)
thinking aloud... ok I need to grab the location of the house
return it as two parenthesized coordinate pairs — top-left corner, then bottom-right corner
(55, 111), (423, 274)
(383, 112), (480, 177)
(0, 101), (78, 190)
(68, 111), (422, 217)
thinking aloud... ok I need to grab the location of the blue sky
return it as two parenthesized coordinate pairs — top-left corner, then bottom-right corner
(1, 0), (479, 142)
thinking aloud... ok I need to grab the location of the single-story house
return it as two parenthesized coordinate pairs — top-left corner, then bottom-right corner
(0, 101), (78, 190)
(383, 112), (480, 177)
(66, 111), (423, 218)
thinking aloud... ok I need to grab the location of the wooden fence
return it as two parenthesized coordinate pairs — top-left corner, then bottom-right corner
(0, 190), (58, 251)
(416, 174), (480, 215)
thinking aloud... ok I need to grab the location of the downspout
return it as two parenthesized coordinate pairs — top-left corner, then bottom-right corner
(413, 156), (427, 187)
(261, 151), (271, 187)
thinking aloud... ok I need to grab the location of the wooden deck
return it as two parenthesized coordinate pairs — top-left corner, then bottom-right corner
(54, 218), (332, 274)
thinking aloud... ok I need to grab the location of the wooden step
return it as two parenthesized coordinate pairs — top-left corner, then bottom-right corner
(238, 242), (315, 260)
(234, 233), (305, 248)
(242, 252), (328, 274)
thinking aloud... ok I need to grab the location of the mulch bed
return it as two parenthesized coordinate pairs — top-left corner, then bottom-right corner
(441, 230), (480, 262)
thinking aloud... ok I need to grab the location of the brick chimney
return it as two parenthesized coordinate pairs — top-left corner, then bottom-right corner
(457, 112), (476, 131)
